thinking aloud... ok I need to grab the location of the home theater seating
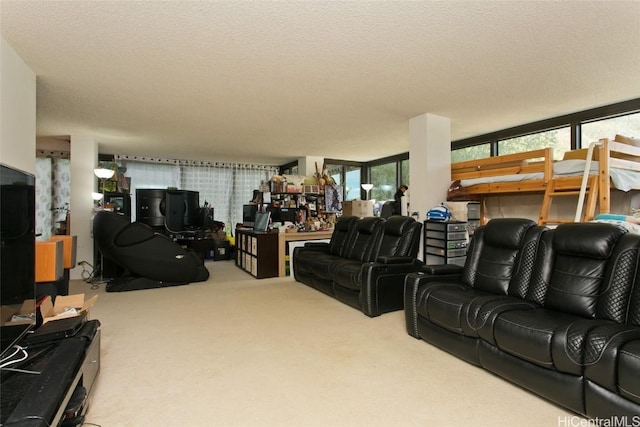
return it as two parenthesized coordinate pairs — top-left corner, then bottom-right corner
(293, 215), (422, 317)
(404, 218), (640, 418)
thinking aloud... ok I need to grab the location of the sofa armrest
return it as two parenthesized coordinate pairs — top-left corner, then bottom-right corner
(583, 324), (640, 392)
(302, 242), (330, 251)
(359, 260), (424, 317)
(376, 255), (416, 264)
(421, 264), (464, 275)
(403, 269), (464, 337)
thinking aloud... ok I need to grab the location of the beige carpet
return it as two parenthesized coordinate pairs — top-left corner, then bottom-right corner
(72, 260), (579, 427)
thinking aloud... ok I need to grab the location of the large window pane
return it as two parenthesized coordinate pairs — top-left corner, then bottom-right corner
(326, 164), (343, 186)
(400, 159), (409, 187)
(345, 165), (361, 201)
(370, 163), (396, 201)
(498, 127), (570, 160)
(451, 144), (491, 163)
(581, 112), (640, 146)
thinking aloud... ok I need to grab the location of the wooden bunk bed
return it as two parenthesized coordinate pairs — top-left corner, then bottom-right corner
(447, 137), (640, 225)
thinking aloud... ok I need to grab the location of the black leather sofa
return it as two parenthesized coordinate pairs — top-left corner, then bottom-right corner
(293, 215), (422, 317)
(404, 218), (640, 418)
(93, 211), (209, 292)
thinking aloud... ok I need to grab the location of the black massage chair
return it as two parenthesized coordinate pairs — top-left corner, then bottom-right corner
(92, 211), (209, 292)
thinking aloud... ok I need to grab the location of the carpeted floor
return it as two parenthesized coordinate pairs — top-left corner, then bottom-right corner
(72, 260), (579, 427)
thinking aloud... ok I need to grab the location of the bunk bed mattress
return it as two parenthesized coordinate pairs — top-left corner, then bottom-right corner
(458, 160), (640, 192)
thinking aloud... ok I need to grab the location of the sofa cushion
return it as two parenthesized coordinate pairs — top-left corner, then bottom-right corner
(332, 260), (365, 291)
(343, 217), (384, 262)
(327, 216), (360, 256)
(493, 308), (579, 369)
(377, 216), (421, 258)
(618, 341), (640, 405)
(463, 218), (537, 295)
(545, 223), (626, 318)
(582, 323), (640, 392)
(482, 218), (536, 249)
(310, 254), (346, 281)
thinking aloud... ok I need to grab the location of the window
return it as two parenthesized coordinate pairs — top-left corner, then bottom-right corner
(451, 144), (491, 163)
(451, 99), (640, 164)
(581, 112), (640, 146)
(345, 165), (361, 201)
(498, 127), (570, 160)
(400, 159), (410, 187)
(325, 162), (363, 201)
(280, 161), (298, 175)
(370, 163), (396, 202)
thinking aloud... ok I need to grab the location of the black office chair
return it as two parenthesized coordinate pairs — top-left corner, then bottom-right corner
(380, 201), (397, 219)
(93, 211), (209, 292)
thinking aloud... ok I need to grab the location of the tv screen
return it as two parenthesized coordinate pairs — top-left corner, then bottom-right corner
(104, 191), (131, 218)
(0, 163), (36, 359)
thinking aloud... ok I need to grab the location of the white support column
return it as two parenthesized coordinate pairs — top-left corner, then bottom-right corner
(409, 113), (451, 261)
(297, 156), (324, 177)
(69, 136), (99, 280)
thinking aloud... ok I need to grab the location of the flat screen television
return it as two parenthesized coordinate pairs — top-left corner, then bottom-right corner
(0, 163), (36, 359)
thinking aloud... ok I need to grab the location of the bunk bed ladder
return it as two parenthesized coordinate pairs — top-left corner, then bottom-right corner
(539, 140), (602, 226)
(538, 174), (599, 226)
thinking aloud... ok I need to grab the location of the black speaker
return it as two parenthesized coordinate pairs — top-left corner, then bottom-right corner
(200, 207), (215, 230)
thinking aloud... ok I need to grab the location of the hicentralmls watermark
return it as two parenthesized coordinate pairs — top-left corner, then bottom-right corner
(558, 416), (640, 427)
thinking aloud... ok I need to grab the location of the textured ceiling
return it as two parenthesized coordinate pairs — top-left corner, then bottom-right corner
(2, 1), (639, 165)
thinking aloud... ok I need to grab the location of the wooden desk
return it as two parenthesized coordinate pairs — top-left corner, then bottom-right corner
(278, 230), (334, 277)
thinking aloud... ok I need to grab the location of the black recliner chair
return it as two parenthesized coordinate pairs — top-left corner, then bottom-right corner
(93, 211), (209, 292)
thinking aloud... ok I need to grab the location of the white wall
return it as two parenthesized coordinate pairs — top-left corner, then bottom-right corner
(297, 156), (325, 177)
(69, 136), (99, 279)
(0, 37), (36, 173)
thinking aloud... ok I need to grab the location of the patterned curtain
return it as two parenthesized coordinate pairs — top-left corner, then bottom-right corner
(180, 165), (233, 229)
(230, 165), (276, 229)
(35, 157), (71, 239)
(35, 157), (52, 240)
(117, 155), (278, 232)
(121, 161), (180, 221)
(53, 159), (71, 225)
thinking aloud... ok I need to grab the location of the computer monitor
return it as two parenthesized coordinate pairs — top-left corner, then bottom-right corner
(253, 211), (271, 232)
(242, 204), (259, 228)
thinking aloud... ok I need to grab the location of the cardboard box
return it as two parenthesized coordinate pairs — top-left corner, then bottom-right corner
(39, 293), (98, 325)
(342, 200), (373, 217)
(1, 300), (36, 326)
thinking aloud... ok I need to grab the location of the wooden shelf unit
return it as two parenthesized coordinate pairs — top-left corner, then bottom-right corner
(235, 229), (279, 279)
